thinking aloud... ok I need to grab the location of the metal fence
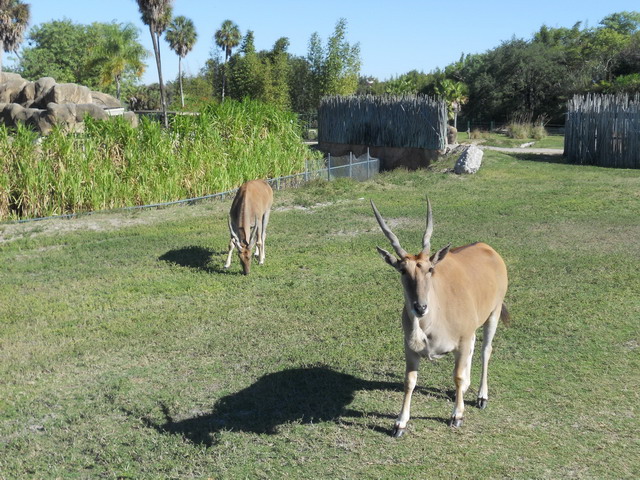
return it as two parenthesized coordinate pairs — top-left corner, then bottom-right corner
(565, 94), (640, 168)
(12, 150), (380, 224)
(263, 150), (380, 191)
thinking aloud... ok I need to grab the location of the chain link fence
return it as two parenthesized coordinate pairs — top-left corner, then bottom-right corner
(12, 150), (380, 224)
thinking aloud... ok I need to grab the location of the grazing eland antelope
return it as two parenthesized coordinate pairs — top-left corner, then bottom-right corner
(225, 179), (273, 275)
(371, 199), (509, 436)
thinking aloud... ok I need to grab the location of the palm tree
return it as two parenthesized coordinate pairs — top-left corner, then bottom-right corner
(0, 0), (30, 73)
(214, 19), (240, 101)
(165, 15), (197, 108)
(89, 23), (148, 101)
(435, 79), (468, 129)
(136, 0), (173, 127)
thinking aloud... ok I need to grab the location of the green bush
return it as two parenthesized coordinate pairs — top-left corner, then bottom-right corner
(507, 122), (547, 140)
(0, 99), (317, 220)
(469, 128), (489, 140)
(531, 124), (547, 140)
(506, 122), (529, 139)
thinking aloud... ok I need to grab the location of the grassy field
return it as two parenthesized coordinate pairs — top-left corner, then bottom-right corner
(1, 151), (638, 478)
(458, 131), (565, 149)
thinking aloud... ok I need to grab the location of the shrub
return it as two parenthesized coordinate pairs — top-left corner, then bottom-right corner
(469, 129), (489, 140)
(507, 122), (547, 140)
(507, 122), (530, 139)
(531, 124), (547, 140)
(0, 99), (317, 220)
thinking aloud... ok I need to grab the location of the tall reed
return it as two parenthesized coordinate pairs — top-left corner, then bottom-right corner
(0, 99), (315, 220)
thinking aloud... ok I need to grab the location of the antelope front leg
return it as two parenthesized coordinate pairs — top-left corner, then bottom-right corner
(450, 338), (475, 427)
(224, 239), (235, 269)
(393, 352), (419, 437)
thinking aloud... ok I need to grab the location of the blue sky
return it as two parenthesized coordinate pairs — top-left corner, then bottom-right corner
(14, 1), (640, 85)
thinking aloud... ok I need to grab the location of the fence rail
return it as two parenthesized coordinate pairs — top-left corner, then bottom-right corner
(10, 151), (380, 224)
(565, 94), (640, 168)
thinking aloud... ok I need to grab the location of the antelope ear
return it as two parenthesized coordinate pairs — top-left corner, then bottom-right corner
(376, 246), (399, 269)
(430, 243), (451, 267)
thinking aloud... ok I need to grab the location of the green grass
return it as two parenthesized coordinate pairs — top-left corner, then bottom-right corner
(0, 99), (317, 221)
(1, 152), (639, 478)
(458, 131), (565, 149)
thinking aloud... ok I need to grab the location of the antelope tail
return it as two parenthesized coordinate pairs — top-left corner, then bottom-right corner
(500, 303), (511, 326)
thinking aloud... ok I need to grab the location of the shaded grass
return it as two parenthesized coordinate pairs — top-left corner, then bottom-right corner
(1, 152), (639, 478)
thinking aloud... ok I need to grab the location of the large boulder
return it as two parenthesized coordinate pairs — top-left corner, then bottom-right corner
(27, 77), (57, 108)
(76, 103), (109, 121)
(16, 81), (36, 104)
(0, 76), (28, 103)
(91, 91), (122, 109)
(0, 72), (24, 84)
(454, 145), (483, 174)
(42, 83), (92, 106)
(37, 103), (84, 134)
(123, 111), (139, 128)
(0, 103), (42, 130)
(0, 73), (134, 134)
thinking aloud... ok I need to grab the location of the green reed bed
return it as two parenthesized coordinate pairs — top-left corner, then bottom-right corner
(0, 99), (313, 221)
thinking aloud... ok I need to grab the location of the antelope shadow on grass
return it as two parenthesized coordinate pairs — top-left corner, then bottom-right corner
(511, 152), (571, 165)
(134, 366), (458, 446)
(159, 246), (237, 274)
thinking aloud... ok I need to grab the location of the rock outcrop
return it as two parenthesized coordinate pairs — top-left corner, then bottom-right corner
(454, 144), (483, 174)
(0, 73), (137, 134)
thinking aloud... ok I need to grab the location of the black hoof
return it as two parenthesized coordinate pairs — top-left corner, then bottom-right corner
(392, 426), (406, 438)
(477, 398), (488, 409)
(449, 417), (463, 428)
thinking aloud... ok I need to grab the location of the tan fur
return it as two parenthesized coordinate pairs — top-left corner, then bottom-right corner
(373, 200), (509, 435)
(225, 180), (273, 275)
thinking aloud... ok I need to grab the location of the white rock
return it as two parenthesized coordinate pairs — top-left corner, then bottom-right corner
(454, 145), (483, 174)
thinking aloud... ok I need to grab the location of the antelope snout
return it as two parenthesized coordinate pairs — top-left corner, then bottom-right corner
(413, 302), (428, 317)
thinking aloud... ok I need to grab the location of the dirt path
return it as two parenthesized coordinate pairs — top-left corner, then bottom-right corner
(478, 145), (564, 155)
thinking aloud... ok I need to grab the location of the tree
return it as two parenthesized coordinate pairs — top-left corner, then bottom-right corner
(214, 19), (240, 101)
(227, 30), (260, 100)
(88, 22), (148, 100)
(458, 38), (569, 123)
(0, 0), (29, 72)
(384, 75), (418, 95)
(19, 20), (93, 84)
(435, 78), (468, 128)
(165, 15), (197, 108)
(136, 0), (173, 127)
(287, 55), (313, 114)
(19, 20), (141, 89)
(323, 19), (360, 95)
(225, 33), (291, 109)
(260, 37), (290, 109)
(307, 18), (360, 106)
(599, 11), (640, 35)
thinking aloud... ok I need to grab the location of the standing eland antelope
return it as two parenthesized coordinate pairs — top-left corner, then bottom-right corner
(371, 198), (509, 436)
(225, 179), (273, 275)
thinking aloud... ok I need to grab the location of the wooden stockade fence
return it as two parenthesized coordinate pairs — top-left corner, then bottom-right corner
(565, 94), (640, 168)
(318, 95), (448, 150)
